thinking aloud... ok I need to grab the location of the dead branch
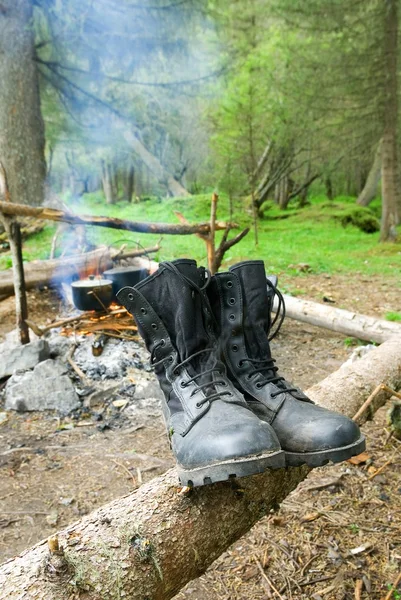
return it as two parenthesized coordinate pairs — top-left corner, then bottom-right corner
(1, 336), (401, 599)
(119, 243), (161, 260)
(26, 307), (128, 336)
(0, 200), (234, 236)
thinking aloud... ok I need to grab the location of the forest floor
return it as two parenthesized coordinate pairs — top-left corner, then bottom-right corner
(0, 272), (400, 600)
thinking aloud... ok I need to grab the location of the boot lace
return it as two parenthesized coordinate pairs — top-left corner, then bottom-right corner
(241, 278), (297, 398)
(149, 262), (233, 407)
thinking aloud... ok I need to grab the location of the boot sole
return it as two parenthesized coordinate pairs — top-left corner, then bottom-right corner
(177, 449), (285, 487)
(284, 434), (366, 467)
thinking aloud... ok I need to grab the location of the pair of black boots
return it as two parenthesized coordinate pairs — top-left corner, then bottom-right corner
(118, 259), (365, 488)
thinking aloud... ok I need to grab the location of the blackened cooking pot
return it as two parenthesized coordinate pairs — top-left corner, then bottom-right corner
(102, 266), (149, 300)
(71, 277), (113, 312)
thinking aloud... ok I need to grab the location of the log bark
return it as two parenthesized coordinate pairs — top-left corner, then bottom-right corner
(1, 337), (401, 599)
(308, 335), (401, 419)
(0, 0), (46, 207)
(273, 294), (401, 344)
(0, 201), (232, 236)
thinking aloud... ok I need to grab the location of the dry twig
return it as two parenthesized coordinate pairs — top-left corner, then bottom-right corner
(253, 555), (285, 600)
(355, 578), (363, 600)
(367, 450), (397, 481)
(353, 383), (401, 423)
(384, 571), (401, 600)
(66, 344), (89, 384)
(111, 460), (136, 486)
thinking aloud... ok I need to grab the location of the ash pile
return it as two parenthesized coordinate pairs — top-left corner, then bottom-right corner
(0, 327), (163, 431)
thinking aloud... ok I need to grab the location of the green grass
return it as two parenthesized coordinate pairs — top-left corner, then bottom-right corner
(1, 192), (400, 281)
(385, 311), (401, 322)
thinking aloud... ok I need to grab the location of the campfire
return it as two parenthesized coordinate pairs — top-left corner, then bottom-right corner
(24, 258), (154, 354)
(61, 303), (138, 355)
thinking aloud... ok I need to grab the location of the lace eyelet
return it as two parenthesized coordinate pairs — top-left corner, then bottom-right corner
(169, 356), (174, 364)
(256, 382), (263, 389)
(232, 344), (238, 352)
(151, 323), (157, 330)
(160, 339), (166, 346)
(227, 281), (233, 288)
(229, 314), (235, 321)
(246, 374), (252, 380)
(128, 293), (134, 300)
(221, 381), (228, 386)
(196, 402), (201, 408)
(140, 307), (147, 314)
(228, 298), (236, 305)
(238, 361), (243, 368)
(180, 381), (186, 388)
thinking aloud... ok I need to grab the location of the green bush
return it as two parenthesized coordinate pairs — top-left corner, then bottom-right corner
(334, 206), (380, 233)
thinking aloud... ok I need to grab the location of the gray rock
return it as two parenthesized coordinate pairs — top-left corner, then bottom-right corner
(5, 359), (80, 414)
(46, 334), (72, 359)
(0, 340), (50, 379)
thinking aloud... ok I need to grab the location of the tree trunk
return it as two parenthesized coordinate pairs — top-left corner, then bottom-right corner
(380, 0), (399, 241)
(325, 177), (334, 200)
(101, 160), (117, 205)
(123, 162), (135, 202)
(1, 337), (400, 600)
(278, 176), (290, 210)
(357, 141), (382, 206)
(0, 0), (46, 206)
(112, 161), (119, 200)
(272, 294), (401, 344)
(121, 128), (190, 197)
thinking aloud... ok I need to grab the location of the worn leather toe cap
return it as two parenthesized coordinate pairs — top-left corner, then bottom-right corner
(272, 397), (361, 454)
(171, 401), (281, 469)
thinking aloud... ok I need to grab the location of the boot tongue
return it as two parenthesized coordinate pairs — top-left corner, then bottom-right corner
(229, 261), (272, 358)
(136, 259), (210, 362)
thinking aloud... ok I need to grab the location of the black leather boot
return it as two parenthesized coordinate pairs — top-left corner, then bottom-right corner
(117, 259), (284, 487)
(207, 260), (366, 467)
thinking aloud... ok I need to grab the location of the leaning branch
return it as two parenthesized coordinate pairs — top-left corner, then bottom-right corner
(1, 336), (400, 599)
(0, 201), (233, 236)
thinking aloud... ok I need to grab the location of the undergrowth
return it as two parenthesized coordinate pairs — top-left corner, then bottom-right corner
(1, 193), (400, 280)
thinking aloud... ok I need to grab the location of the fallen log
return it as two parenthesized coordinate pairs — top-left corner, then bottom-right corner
(0, 201), (234, 236)
(308, 335), (401, 419)
(1, 336), (400, 600)
(0, 244), (160, 297)
(273, 294), (401, 344)
(0, 247), (115, 296)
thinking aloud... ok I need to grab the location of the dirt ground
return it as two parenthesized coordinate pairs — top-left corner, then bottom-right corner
(0, 272), (400, 600)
